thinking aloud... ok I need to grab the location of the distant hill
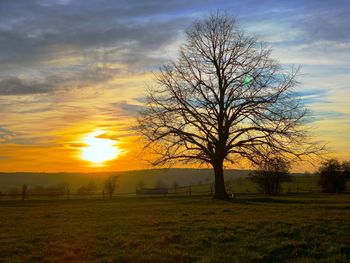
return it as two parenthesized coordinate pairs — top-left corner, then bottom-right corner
(0, 168), (252, 192)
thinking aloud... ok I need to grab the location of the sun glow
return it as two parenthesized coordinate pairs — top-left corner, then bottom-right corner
(81, 130), (121, 165)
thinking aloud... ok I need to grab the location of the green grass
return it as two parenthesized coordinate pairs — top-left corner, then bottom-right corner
(0, 194), (349, 262)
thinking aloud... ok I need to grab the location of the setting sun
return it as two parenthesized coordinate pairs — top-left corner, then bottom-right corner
(81, 130), (121, 165)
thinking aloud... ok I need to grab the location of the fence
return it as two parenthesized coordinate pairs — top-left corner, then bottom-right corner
(0, 184), (215, 201)
(0, 191), (136, 201)
(1, 183), (349, 201)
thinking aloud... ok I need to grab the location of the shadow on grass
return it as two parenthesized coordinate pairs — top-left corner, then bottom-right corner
(261, 243), (309, 263)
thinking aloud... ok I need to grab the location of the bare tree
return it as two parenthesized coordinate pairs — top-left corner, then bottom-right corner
(249, 156), (291, 195)
(138, 13), (321, 199)
(104, 175), (119, 197)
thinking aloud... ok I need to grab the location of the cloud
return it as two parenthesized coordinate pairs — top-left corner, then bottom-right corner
(0, 0), (199, 103)
(0, 127), (15, 143)
(295, 88), (330, 105)
(0, 77), (52, 96)
(310, 110), (350, 122)
(0, 64), (119, 96)
(0, 1), (196, 73)
(112, 101), (145, 116)
(1, 125), (58, 146)
(300, 9), (350, 43)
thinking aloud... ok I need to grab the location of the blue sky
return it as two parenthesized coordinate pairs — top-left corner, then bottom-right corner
(0, 0), (349, 171)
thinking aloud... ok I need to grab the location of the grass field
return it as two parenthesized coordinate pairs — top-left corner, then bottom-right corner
(0, 194), (349, 263)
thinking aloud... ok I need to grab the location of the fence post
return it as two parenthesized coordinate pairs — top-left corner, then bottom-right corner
(66, 190), (70, 200)
(103, 190), (105, 201)
(189, 185), (192, 196)
(22, 184), (27, 201)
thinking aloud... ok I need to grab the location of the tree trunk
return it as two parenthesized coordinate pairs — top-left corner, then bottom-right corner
(213, 161), (228, 199)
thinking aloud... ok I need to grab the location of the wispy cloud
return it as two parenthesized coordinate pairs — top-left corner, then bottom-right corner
(0, 127), (16, 143)
(0, 77), (53, 96)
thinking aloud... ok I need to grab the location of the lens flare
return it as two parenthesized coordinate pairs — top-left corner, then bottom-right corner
(243, 75), (253, 85)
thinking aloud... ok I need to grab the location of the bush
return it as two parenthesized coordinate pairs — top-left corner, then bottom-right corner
(318, 159), (350, 193)
(154, 179), (167, 189)
(249, 157), (291, 195)
(77, 180), (98, 195)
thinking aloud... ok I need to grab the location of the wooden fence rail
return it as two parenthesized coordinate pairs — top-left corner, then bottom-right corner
(0, 185), (349, 201)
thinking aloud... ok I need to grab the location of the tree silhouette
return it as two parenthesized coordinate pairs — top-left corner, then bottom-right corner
(318, 159), (350, 193)
(104, 175), (119, 197)
(138, 13), (321, 199)
(249, 156), (291, 195)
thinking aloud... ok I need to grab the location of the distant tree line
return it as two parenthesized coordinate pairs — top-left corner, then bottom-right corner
(0, 175), (120, 198)
(1, 161), (349, 199)
(3, 182), (69, 196)
(248, 157), (350, 195)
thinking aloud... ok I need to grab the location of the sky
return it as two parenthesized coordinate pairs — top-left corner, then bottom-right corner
(0, 0), (349, 172)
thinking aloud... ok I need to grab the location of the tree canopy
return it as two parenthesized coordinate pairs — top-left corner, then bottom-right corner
(138, 13), (322, 199)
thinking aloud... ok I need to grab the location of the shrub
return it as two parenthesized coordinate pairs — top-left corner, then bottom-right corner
(77, 180), (98, 195)
(318, 159), (350, 193)
(249, 157), (291, 195)
(154, 179), (167, 189)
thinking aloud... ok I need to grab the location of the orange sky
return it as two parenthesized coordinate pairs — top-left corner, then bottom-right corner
(0, 73), (345, 173)
(0, 1), (349, 173)
(0, 73), (154, 172)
